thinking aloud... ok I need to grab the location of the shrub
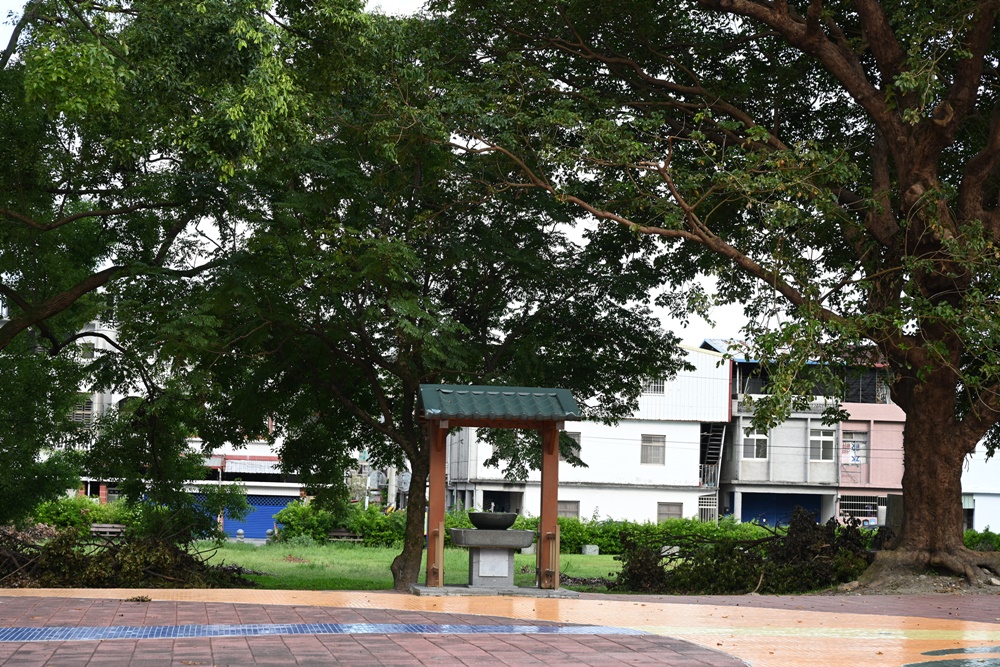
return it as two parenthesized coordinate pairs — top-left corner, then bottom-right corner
(34, 496), (143, 531)
(273, 500), (337, 542)
(4, 529), (256, 588)
(965, 527), (1000, 551)
(347, 504), (407, 547)
(611, 507), (875, 595)
(33, 495), (102, 529)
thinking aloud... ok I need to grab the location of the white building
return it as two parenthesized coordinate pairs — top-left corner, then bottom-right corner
(960, 444), (1000, 531)
(445, 345), (732, 523)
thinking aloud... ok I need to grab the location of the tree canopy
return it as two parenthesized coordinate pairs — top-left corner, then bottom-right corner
(0, 0), (296, 349)
(145, 10), (684, 589)
(422, 0), (1000, 583)
(0, 0), (296, 521)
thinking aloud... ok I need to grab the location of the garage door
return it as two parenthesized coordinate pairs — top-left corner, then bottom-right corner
(224, 495), (295, 538)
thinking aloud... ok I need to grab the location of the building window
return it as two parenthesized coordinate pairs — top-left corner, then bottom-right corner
(560, 432), (582, 462)
(842, 431), (868, 464)
(558, 500), (580, 519)
(79, 342), (95, 360)
(641, 434), (666, 465)
(839, 494), (884, 523)
(742, 428), (768, 459)
(810, 429), (835, 461)
(70, 399), (94, 425)
(644, 378), (665, 394)
(657, 502), (683, 522)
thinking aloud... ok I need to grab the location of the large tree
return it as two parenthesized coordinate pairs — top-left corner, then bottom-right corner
(0, 0), (296, 522)
(113, 9), (687, 589)
(0, 0), (295, 349)
(423, 0), (1000, 584)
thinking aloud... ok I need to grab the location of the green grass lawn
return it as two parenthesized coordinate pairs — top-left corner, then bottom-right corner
(199, 541), (620, 591)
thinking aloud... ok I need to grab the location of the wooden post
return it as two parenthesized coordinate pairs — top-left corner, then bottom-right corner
(539, 423), (560, 589)
(426, 421), (448, 587)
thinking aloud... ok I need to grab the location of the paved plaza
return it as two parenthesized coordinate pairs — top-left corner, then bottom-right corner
(0, 588), (997, 665)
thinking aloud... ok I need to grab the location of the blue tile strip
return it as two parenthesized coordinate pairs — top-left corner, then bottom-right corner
(0, 623), (646, 643)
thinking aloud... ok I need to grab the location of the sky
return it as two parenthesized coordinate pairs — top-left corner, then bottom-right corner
(0, 0), (746, 347)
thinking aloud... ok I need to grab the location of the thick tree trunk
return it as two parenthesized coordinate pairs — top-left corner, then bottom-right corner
(895, 387), (966, 554)
(862, 370), (1000, 586)
(390, 458), (428, 591)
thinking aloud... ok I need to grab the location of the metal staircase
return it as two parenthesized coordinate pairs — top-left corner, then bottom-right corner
(699, 423), (727, 487)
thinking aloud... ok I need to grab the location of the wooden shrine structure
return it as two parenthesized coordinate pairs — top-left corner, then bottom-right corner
(419, 384), (581, 589)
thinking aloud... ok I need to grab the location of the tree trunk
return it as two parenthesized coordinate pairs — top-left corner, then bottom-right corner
(390, 457), (428, 591)
(862, 369), (1000, 585)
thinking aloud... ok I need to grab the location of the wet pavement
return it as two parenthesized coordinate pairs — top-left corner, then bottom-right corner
(0, 588), (997, 665)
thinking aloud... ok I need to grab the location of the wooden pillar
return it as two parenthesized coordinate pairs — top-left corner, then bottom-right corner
(426, 421), (448, 587)
(538, 422), (561, 589)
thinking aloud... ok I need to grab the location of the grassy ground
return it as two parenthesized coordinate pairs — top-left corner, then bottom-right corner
(199, 541), (620, 591)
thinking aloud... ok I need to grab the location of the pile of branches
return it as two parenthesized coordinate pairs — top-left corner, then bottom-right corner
(611, 508), (889, 595)
(0, 526), (258, 589)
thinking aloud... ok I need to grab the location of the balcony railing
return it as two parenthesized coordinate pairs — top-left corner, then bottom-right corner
(699, 464), (719, 487)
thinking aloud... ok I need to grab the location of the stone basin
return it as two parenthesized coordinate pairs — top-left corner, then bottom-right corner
(449, 528), (534, 549)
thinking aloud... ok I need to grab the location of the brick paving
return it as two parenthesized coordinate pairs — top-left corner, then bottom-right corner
(0, 596), (746, 666)
(5, 589), (1000, 666)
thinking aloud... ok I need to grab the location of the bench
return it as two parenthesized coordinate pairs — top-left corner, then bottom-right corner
(327, 528), (363, 543)
(90, 523), (126, 538)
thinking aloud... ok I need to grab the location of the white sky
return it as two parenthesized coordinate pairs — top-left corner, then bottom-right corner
(0, 0), (746, 346)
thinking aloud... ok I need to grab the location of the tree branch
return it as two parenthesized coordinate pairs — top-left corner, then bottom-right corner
(0, 202), (183, 232)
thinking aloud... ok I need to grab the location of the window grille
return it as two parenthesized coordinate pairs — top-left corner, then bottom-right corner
(70, 399), (94, 425)
(641, 434), (666, 465)
(839, 494), (884, 522)
(698, 494), (718, 524)
(644, 378), (665, 394)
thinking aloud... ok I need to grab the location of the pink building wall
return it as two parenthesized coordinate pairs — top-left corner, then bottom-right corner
(838, 402), (906, 491)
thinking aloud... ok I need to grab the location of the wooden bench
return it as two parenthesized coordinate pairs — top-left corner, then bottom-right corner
(90, 523), (126, 538)
(327, 528), (363, 543)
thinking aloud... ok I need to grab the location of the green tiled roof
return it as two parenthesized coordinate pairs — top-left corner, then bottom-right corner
(420, 385), (581, 422)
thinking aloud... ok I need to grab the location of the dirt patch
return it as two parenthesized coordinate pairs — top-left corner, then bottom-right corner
(282, 555), (309, 563)
(824, 572), (1000, 595)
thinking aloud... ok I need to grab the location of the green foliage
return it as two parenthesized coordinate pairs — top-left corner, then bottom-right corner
(33, 495), (101, 529)
(273, 500), (338, 543)
(0, 341), (85, 526)
(965, 527), (1000, 552)
(3, 530), (255, 588)
(612, 508), (874, 595)
(422, 0), (1000, 559)
(347, 505), (408, 548)
(281, 534), (322, 549)
(33, 496), (139, 529)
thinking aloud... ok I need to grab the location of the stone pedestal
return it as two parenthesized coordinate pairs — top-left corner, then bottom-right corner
(449, 528), (534, 588)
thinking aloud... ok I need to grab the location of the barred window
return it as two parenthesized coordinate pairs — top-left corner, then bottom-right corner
(644, 378), (665, 394)
(70, 399), (94, 425)
(641, 434), (666, 465)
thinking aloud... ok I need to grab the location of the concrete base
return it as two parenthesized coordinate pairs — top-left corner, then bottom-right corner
(450, 528), (536, 589)
(409, 585), (580, 598)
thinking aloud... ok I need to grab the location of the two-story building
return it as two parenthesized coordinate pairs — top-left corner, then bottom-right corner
(445, 345), (733, 523)
(701, 340), (906, 526)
